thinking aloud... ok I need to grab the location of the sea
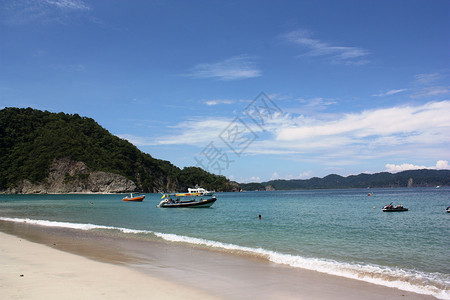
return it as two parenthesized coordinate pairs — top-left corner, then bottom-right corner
(0, 187), (449, 299)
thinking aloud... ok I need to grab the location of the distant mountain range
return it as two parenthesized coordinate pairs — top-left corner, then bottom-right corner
(240, 169), (450, 191)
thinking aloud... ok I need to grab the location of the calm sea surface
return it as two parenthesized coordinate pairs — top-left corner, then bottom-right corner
(1, 188), (449, 298)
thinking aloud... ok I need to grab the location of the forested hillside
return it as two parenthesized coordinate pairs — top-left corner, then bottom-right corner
(0, 107), (237, 193)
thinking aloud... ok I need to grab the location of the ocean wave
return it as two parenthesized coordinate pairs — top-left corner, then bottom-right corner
(0, 217), (149, 234)
(1, 217), (448, 299)
(154, 232), (449, 299)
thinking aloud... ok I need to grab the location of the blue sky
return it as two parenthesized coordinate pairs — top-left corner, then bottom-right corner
(1, 0), (449, 183)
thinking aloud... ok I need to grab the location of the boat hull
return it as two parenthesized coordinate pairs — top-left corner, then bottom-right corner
(158, 197), (216, 208)
(123, 196), (145, 202)
(382, 208), (408, 212)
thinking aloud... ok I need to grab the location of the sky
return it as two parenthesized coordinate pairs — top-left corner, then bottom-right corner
(1, 0), (449, 183)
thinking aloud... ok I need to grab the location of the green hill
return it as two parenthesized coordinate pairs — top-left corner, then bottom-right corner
(0, 107), (237, 193)
(240, 169), (450, 190)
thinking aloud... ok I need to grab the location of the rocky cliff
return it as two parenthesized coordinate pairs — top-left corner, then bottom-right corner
(5, 158), (136, 194)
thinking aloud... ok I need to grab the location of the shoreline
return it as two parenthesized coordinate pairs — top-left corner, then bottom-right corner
(0, 185), (448, 195)
(0, 220), (437, 299)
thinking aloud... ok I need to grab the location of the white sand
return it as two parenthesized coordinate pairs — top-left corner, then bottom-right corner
(0, 232), (219, 300)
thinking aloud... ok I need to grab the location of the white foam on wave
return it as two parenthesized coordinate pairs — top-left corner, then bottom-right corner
(0, 217), (149, 235)
(154, 232), (449, 300)
(2, 217), (448, 299)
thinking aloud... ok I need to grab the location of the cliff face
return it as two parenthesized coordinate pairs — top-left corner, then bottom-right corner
(6, 158), (136, 194)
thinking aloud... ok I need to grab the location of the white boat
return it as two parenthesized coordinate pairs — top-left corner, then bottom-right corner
(187, 185), (214, 196)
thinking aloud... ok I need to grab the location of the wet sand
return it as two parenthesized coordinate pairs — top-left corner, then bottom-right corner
(0, 220), (436, 299)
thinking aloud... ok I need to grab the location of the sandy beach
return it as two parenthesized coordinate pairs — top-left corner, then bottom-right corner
(0, 231), (219, 300)
(0, 220), (437, 300)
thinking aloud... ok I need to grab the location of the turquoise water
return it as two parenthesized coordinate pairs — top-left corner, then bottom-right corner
(0, 188), (449, 298)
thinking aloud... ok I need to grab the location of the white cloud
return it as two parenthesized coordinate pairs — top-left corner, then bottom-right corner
(282, 29), (370, 64)
(186, 55), (261, 81)
(385, 163), (427, 172)
(372, 89), (408, 97)
(124, 100), (450, 170)
(236, 100), (450, 167)
(385, 160), (449, 172)
(204, 99), (234, 106)
(149, 100), (450, 155)
(277, 101), (450, 143)
(436, 160), (450, 169)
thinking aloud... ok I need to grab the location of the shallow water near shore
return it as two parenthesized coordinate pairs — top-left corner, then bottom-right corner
(1, 187), (449, 299)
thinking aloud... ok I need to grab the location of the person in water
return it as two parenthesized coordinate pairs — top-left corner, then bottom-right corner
(258, 214), (261, 219)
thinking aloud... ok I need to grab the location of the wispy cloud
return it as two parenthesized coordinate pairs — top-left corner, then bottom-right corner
(373, 72), (448, 100)
(414, 73), (441, 85)
(186, 55), (261, 80)
(232, 175), (266, 183)
(204, 99), (234, 106)
(372, 89), (408, 97)
(45, 0), (90, 10)
(120, 118), (235, 146)
(411, 86), (449, 98)
(282, 29), (370, 64)
(297, 97), (337, 111)
(385, 160), (449, 172)
(407, 72), (449, 99)
(1, 0), (90, 25)
(270, 171), (313, 181)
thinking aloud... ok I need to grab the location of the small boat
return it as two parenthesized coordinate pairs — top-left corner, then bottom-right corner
(446, 206), (450, 213)
(158, 197), (217, 208)
(187, 185), (215, 196)
(158, 188), (216, 208)
(382, 202), (408, 212)
(123, 193), (145, 202)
